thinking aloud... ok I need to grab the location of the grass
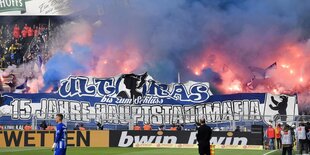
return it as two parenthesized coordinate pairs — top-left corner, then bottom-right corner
(0, 147), (289, 155)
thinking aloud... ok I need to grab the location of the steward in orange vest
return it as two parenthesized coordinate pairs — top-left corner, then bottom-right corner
(143, 123), (152, 131)
(134, 125), (141, 130)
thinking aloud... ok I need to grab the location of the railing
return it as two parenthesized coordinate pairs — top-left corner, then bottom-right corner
(0, 113), (307, 131)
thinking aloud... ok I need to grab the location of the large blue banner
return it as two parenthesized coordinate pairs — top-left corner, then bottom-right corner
(0, 73), (298, 125)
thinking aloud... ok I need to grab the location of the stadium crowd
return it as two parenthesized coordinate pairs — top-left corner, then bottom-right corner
(0, 22), (51, 92)
(0, 23), (49, 68)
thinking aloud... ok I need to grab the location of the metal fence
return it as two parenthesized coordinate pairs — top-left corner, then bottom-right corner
(0, 113), (308, 131)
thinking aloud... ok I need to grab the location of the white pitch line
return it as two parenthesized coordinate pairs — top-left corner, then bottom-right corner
(0, 147), (49, 152)
(263, 150), (277, 155)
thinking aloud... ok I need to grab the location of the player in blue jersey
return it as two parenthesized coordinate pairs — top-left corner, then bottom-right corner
(52, 114), (67, 155)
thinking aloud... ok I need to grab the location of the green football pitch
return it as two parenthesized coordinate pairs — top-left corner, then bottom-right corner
(0, 147), (291, 155)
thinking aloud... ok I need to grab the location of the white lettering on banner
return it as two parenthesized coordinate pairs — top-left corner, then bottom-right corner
(119, 132), (133, 147)
(134, 136), (156, 144)
(0, 0), (23, 8)
(1, 98), (265, 123)
(10, 99), (31, 120)
(188, 132), (247, 145)
(232, 137), (248, 145)
(81, 102), (90, 122)
(209, 137), (247, 145)
(210, 137), (226, 145)
(188, 132), (197, 144)
(0, 74), (298, 125)
(118, 131), (178, 147)
(118, 131), (248, 147)
(162, 136), (177, 144)
(58, 76), (212, 104)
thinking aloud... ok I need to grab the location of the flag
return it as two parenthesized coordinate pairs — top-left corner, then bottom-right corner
(248, 66), (265, 79)
(264, 62), (277, 78)
(247, 62), (277, 89)
(33, 55), (45, 73)
(14, 78), (29, 93)
(249, 62), (277, 79)
(37, 55), (43, 68)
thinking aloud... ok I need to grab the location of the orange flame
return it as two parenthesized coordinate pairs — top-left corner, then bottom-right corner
(187, 42), (310, 102)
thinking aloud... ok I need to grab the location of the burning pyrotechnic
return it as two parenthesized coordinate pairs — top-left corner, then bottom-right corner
(227, 80), (242, 92)
(8, 0), (308, 113)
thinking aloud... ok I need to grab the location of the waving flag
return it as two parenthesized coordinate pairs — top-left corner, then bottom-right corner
(14, 78), (29, 93)
(249, 62), (277, 79)
(247, 62), (277, 89)
(264, 62), (277, 78)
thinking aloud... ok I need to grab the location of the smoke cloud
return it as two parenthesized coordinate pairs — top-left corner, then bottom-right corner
(38, 0), (310, 109)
